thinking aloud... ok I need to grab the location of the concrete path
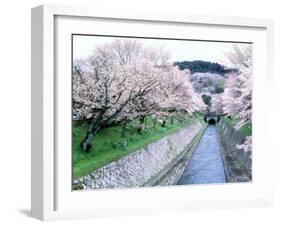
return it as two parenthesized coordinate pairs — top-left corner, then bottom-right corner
(178, 124), (226, 185)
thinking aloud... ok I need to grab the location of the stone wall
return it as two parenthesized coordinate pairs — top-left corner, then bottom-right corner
(73, 122), (202, 190)
(217, 119), (252, 182)
(144, 124), (206, 187)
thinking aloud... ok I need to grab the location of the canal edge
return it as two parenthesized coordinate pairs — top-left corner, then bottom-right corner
(176, 122), (209, 185)
(144, 122), (208, 187)
(216, 122), (230, 182)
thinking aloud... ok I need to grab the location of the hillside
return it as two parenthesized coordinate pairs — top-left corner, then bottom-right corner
(190, 72), (225, 95)
(174, 60), (236, 75)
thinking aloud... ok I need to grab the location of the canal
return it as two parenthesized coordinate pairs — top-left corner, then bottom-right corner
(178, 124), (226, 185)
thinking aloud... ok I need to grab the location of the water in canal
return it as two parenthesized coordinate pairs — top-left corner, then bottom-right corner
(178, 124), (226, 185)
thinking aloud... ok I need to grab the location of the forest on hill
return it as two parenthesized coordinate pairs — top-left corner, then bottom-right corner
(174, 60), (237, 75)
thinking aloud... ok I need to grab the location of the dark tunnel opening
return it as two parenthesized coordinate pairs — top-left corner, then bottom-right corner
(208, 119), (216, 124)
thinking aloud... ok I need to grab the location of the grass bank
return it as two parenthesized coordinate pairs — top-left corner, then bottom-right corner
(223, 116), (252, 136)
(72, 114), (202, 179)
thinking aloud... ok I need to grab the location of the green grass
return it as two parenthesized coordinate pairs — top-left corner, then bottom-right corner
(223, 116), (252, 136)
(72, 114), (202, 179)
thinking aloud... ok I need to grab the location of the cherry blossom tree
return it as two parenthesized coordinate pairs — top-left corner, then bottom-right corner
(236, 136), (252, 153)
(211, 93), (224, 115)
(222, 45), (252, 153)
(151, 66), (204, 127)
(73, 61), (159, 151)
(221, 73), (241, 116)
(73, 39), (202, 152)
(224, 45), (252, 128)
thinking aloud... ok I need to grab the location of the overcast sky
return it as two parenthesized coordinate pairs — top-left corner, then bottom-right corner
(73, 35), (251, 67)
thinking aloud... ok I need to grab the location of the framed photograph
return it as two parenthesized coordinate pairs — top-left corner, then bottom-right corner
(31, 4), (274, 221)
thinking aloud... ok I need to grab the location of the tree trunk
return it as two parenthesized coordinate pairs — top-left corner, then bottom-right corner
(161, 120), (166, 128)
(152, 118), (157, 128)
(137, 116), (145, 133)
(80, 118), (102, 152)
(121, 122), (127, 137)
(81, 132), (95, 153)
(170, 116), (174, 125)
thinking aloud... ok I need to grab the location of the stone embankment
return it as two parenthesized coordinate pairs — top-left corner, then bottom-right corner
(217, 119), (252, 182)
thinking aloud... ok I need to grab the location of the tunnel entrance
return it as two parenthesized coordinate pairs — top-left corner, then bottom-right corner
(204, 114), (220, 124)
(208, 119), (216, 124)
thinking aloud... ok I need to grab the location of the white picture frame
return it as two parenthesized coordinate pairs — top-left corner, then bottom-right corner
(31, 4), (274, 221)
